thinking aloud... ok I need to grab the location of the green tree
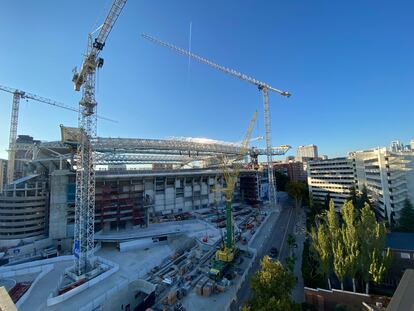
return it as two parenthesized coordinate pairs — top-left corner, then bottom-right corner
(357, 185), (370, 210)
(307, 194), (325, 230)
(275, 171), (290, 191)
(349, 187), (358, 208)
(285, 255), (296, 272)
(246, 256), (297, 311)
(286, 181), (308, 209)
(324, 193), (332, 210)
(396, 199), (414, 232)
(357, 203), (389, 294)
(310, 223), (332, 289)
(358, 203), (376, 294)
(341, 201), (360, 292)
(287, 234), (296, 248)
(369, 221), (391, 285)
(332, 234), (347, 290)
(326, 199), (340, 242)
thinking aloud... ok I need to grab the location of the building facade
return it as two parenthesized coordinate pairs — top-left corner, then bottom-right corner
(307, 157), (355, 209)
(297, 144), (318, 162)
(307, 148), (414, 222)
(273, 161), (307, 182)
(350, 148), (414, 224)
(0, 175), (48, 245)
(48, 168), (261, 241)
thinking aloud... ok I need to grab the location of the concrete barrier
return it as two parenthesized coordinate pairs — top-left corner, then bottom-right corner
(0, 255), (73, 274)
(46, 256), (119, 307)
(16, 264), (53, 308)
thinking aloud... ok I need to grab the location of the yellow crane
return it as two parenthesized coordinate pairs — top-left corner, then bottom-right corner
(209, 110), (257, 280)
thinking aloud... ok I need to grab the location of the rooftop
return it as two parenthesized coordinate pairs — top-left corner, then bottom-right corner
(385, 232), (414, 251)
(387, 269), (414, 311)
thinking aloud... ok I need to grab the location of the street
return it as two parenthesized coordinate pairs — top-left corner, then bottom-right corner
(230, 192), (300, 310)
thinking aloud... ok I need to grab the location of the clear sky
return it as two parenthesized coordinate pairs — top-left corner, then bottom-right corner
(0, 0), (413, 160)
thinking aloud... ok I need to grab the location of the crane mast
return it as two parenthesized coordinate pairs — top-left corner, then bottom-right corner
(7, 91), (21, 185)
(0, 84), (98, 185)
(71, 0), (127, 276)
(141, 33), (291, 208)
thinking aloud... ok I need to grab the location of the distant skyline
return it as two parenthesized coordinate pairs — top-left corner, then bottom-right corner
(1, 0), (413, 160)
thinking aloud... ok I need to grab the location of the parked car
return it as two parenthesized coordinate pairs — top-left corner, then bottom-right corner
(269, 247), (278, 259)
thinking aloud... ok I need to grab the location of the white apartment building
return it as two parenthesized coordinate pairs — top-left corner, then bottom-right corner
(307, 157), (355, 209)
(297, 144), (318, 162)
(350, 148), (414, 224)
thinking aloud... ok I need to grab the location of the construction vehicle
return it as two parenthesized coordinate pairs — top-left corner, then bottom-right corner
(209, 111), (257, 281)
(71, 0), (127, 276)
(141, 33), (291, 209)
(0, 84), (115, 185)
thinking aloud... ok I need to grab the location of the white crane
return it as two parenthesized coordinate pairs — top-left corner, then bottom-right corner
(71, 0), (127, 276)
(141, 33), (291, 208)
(0, 84), (115, 185)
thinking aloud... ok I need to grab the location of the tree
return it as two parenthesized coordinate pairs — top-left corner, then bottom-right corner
(307, 194), (325, 231)
(324, 193), (332, 210)
(341, 201), (360, 292)
(326, 199), (340, 242)
(287, 234), (296, 248)
(349, 187), (358, 208)
(396, 199), (414, 232)
(287, 181), (308, 209)
(246, 256), (297, 311)
(332, 233), (347, 290)
(285, 255), (296, 272)
(275, 171), (290, 191)
(357, 185), (370, 210)
(369, 221), (391, 285)
(310, 223), (332, 289)
(357, 203), (376, 294)
(309, 200), (390, 294)
(357, 203), (389, 294)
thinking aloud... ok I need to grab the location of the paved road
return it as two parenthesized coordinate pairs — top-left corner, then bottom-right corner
(230, 193), (297, 311)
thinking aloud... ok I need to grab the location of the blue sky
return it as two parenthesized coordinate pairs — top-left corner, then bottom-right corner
(0, 0), (413, 160)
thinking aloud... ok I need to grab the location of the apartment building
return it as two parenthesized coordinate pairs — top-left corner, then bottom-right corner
(307, 157), (355, 209)
(273, 161), (307, 182)
(350, 148), (414, 223)
(297, 144), (318, 162)
(307, 147), (414, 223)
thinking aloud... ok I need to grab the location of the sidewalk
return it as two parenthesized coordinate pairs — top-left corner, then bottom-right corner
(292, 209), (306, 303)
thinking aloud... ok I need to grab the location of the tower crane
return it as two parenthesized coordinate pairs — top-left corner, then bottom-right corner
(0, 84), (114, 185)
(71, 0), (127, 276)
(141, 33), (291, 208)
(209, 110), (257, 280)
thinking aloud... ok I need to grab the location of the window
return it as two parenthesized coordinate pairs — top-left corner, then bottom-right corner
(400, 252), (411, 259)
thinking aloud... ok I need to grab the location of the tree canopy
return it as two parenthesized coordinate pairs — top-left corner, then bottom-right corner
(275, 171), (290, 191)
(287, 181), (308, 209)
(246, 256), (297, 311)
(396, 199), (414, 232)
(310, 200), (390, 293)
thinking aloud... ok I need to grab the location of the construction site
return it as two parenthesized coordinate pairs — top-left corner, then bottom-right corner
(0, 1), (293, 311)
